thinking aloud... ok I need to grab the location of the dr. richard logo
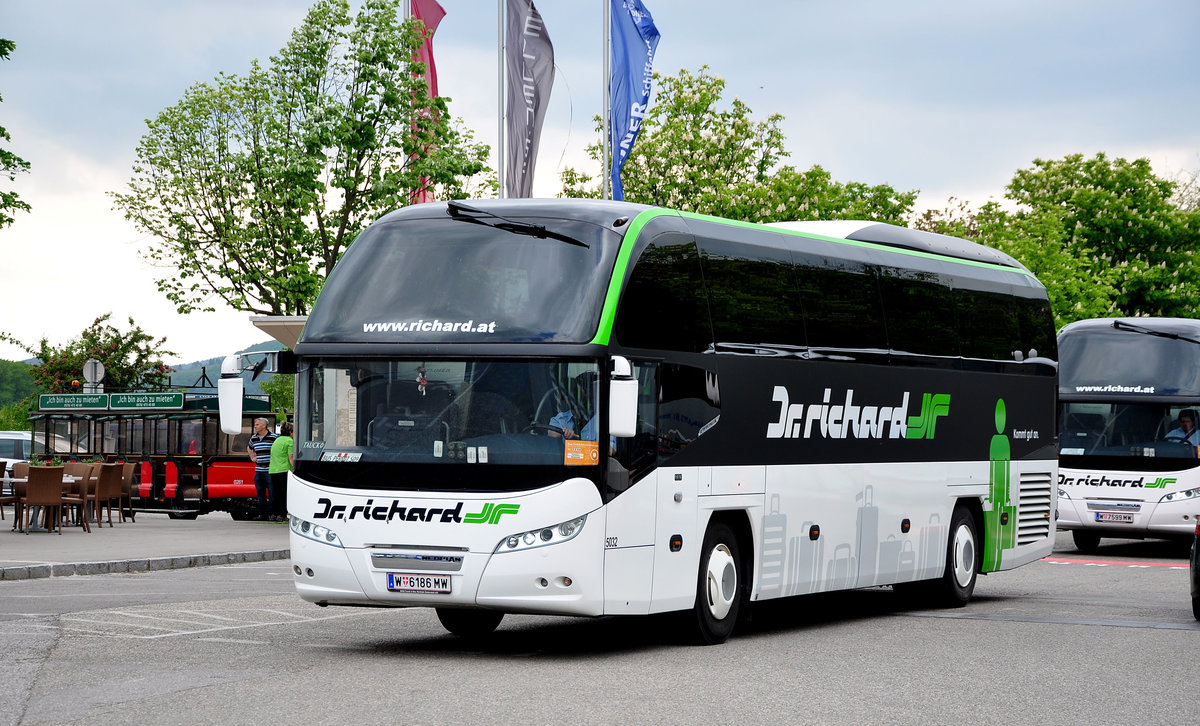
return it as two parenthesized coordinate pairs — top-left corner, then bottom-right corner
(766, 386), (950, 441)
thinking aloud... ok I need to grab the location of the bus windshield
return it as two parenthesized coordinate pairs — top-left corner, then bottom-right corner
(297, 358), (604, 483)
(301, 215), (623, 345)
(1058, 401), (1200, 466)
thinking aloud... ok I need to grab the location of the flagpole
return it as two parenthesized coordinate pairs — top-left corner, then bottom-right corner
(601, 0), (610, 200)
(498, 0), (506, 199)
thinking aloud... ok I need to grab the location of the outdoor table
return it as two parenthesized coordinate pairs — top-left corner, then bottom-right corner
(5, 475), (80, 533)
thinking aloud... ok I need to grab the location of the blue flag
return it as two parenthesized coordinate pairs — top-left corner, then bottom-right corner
(609, 0), (660, 201)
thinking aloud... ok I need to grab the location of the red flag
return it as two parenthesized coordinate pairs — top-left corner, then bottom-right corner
(410, 0), (445, 204)
(412, 0), (445, 98)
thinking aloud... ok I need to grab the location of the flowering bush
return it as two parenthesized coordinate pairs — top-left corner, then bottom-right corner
(0, 314), (176, 394)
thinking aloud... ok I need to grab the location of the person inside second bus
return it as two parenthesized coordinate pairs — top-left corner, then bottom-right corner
(1167, 409), (1200, 445)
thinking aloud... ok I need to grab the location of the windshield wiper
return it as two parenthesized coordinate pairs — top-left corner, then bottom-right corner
(446, 201), (589, 248)
(1112, 320), (1200, 345)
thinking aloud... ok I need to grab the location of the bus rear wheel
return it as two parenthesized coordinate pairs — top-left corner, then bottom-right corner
(918, 504), (978, 608)
(690, 521), (743, 645)
(435, 608), (503, 637)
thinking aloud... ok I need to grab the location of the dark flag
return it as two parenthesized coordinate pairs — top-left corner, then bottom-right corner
(504, 0), (554, 198)
(609, 0), (659, 201)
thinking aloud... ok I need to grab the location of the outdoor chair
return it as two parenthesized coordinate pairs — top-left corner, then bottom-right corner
(119, 462), (136, 522)
(21, 465), (65, 535)
(5, 462), (29, 529)
(93, 463), (123, 527)
(63, 462), (96, 526)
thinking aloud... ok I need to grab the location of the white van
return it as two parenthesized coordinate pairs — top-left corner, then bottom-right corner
(0, 430), (32, 475)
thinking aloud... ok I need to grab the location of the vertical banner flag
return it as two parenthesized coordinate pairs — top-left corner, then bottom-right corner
(410, 0), (446, 204)
(609, 0), (659, 201)
(504, 0), (554, 198)
(412, 0), (446, 97)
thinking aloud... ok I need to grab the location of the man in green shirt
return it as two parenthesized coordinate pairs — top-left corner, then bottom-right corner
(269, 421), (294, 522)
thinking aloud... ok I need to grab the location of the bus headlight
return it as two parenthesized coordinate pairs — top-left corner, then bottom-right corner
(1161, 487), (1200, 504)
(291, 515), (344, 548)
(495, 514), (587, 553)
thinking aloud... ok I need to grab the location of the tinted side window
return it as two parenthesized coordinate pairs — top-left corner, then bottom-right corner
(614, 235), (713, 352)
(955, 287), (1020, 360)
(1016, 295), (1057, 360)
(879, 269), (958, 356)
(795, 254), (886, 350)
(657, 363), (720, 465)
(699, 237), (805, 349)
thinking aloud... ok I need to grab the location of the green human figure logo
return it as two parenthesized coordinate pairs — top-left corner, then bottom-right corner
(984, 399), (1017, 571)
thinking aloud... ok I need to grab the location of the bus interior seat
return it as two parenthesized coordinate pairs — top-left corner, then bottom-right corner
(1110, 405), (1163, 445)
(1060, 412), (1106, 448)
(464, 393), (522, 438)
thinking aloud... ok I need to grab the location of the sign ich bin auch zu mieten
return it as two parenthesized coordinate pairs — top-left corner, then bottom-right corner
(38, 392), (185, 411)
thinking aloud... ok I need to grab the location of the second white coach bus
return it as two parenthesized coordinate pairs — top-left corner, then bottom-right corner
(221, 199), (1058, 644)
(1057, 317), (1200, 551)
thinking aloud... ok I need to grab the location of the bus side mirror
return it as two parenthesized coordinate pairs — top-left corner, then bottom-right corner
(218, 355), (244, 434)
(610, 356), (637, 438)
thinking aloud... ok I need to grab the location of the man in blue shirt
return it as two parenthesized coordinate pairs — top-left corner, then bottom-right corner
(548, 372), (614, 454)
(247, 417), (277, 521)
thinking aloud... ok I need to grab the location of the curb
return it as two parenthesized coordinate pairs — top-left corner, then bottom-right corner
(0, 548), (291, 581)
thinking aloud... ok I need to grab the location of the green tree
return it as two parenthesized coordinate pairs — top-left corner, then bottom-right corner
(0, 400), (30, 430)
(0, 38), (32, 229)
(260, 373), (295, 420)
(561, 66), (916, 224)
(0, 359), (37, 406)
(916, 153), (1200, 325)
(112, 0), (492, 317)
(0, 314), (176, 394)
(1006, 153), (1200, 319)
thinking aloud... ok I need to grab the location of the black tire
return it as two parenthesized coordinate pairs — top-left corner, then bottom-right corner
(435, 608), (504, 637)
(1072, 529), (1101, 553)
(690, 521), (744, 645)
(167, 511), (199, 520)
(930, 504), (979, 608)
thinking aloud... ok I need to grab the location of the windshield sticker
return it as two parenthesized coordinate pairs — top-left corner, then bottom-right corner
(362, 319), (497, 334)
(320, 451), (362, 463)
(564, 440), (600, 466)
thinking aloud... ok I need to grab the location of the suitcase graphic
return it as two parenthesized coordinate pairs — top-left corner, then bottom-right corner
(878, 534), (902, 582)
(826, 542), (855, 591)
(758, 494), (787, 599)
(898, 539), (916, 582)
(786, 521), (823, 596)
(919, 512), (942, 578)
(856, 486), (879, 586)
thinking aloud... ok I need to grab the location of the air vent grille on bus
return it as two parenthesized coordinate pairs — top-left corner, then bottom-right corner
(1017, 471), (1054, 545)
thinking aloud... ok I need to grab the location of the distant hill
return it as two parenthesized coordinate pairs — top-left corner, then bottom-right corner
(166, 340), (285, 396)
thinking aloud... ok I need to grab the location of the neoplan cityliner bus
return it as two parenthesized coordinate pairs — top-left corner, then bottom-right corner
(1057, 318), (1200, 551)
(220, 199), (1058, 644)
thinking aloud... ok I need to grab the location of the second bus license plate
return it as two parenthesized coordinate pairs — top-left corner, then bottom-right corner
(387, 572), (452, 594)
(1095, 512), (1134, 523)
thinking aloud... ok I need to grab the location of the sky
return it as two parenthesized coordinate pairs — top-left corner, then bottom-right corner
(2, 0), (1198, 365)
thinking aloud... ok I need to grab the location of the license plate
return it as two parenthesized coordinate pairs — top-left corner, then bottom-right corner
(1095, 512), (1134, 523)
(387, 572), (452, 594)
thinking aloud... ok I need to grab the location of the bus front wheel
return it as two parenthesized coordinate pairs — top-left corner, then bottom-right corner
(435, 608), (503, 638)
(1072, 530), (1101, 553)
(690, 521), (743, 645)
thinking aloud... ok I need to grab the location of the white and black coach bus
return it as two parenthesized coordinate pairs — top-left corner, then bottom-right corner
(1057, 317), (1200, 551)
(220, 199), (1058, 644)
